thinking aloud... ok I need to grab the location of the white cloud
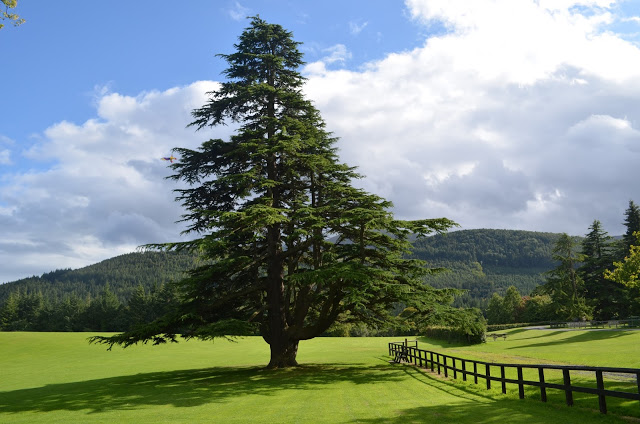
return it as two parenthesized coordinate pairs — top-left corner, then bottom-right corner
(304, 44), (353, 74)
(4, 0), (640, 282)
(0, 149), (10, 165)
(0, 82), (226, 283)
(303, 0), (640, 235)
(228, 1), (251, 21)
(349, 20), (368, 35)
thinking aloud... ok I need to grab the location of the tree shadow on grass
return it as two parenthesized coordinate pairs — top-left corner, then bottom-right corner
(0, 362), (403, 415)
(348, 401), (627, 424)
(366, 361), (631, 423)
(507, 329), (633, 350)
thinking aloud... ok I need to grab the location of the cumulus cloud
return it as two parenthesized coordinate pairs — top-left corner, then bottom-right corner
(0, 82), (226, 282)
(3, 0), (640, 282)
(228, 1), (251, 21)
(303, 0), (640, 234)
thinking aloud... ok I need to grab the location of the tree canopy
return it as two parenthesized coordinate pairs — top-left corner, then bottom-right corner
(1, 0), (24, 30)
(605, 232), (640, 289)
(541, 233), (591, 321)
(90, 17), (458, 368)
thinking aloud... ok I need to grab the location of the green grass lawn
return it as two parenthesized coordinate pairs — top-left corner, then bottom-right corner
(416, 328), (640, 419)
(0, 331), (637, 423)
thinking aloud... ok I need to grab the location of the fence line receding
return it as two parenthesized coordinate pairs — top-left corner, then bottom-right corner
(389, 340), (640, 415)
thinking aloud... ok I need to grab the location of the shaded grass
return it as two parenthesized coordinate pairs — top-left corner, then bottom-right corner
(0, 332), (636, 423)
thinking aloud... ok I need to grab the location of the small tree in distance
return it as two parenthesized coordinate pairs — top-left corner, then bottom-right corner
(90, 17), (459, 368)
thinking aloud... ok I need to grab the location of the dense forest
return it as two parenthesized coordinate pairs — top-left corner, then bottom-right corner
(0, 229), (564, 331)
(411, 229), (564, 308)
(0, 251), (199, 332)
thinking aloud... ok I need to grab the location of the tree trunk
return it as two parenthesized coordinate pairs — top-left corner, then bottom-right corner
(267, 338), (299, 368)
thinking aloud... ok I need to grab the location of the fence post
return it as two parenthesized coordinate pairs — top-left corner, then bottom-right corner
(501, 366), (507, 394)
(517, 366), (524, 399)
(453, 358), (457, 379)
(486, 364), (491, 390)
(474, 362), (478, 384)
(462, 359), (467, 382)
(444, 356), (448, 378)
(636, 372), (640, 409)
(430, 352), (434, 372)
(563, 369), (574, 407)
(539, 367), (547, 402)
(596, 370), (607, 414)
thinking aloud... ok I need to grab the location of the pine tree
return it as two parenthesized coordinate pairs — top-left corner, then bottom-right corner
(542, 233), (591, 321)
(90, 17), (457, 368)
(620, 200), (640, 259)
(579, 220), (623, 319)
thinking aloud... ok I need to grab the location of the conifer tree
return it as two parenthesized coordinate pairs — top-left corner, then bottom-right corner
(579, 220), (622, 319)
(90, 17), (457, 368)
(542, 233), (591, 320)
(620, 200), (640, 259)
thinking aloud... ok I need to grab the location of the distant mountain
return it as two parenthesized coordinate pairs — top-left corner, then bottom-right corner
(0, 229), (566, 308)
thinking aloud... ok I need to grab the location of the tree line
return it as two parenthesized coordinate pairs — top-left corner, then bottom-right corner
(0, 283), (178, 332)
(486, 200), (640, 324)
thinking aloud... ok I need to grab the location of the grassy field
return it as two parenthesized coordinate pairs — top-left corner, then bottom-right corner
(0, 330), (638, 423)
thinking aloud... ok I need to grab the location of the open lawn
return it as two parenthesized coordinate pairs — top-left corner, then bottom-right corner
(0, 331), (637, 423)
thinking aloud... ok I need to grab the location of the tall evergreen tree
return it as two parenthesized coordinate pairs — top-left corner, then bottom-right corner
(542, 233), (591, 320)
(579, 220), (623, 319)
(620, 200), (640, 259)
(90, 17), (457, 368)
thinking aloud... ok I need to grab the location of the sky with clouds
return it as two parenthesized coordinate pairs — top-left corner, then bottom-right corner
(2, 0), (640, 283)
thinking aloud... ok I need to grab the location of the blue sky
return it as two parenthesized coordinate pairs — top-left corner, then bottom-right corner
(2, 0), (640, 283)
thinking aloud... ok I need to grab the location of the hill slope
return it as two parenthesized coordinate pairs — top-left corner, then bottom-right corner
(411, 229), (563, 307)
(0, 229), (564, 308)
(0, 251), (199, 305)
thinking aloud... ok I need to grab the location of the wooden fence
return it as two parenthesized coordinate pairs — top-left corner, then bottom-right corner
(389, 341), (640, 415)
(549, 319), (640, 329)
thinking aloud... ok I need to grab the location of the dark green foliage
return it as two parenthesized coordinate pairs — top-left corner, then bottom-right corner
(579, 220), (626, 319)
(0, 250), (197, 305)
(620, 200), (640, 259)
(521, 294), (554, 322)
(0, 279), (179, 332)
(412, 229), (560, 306)
(423, 308), (486, 344)
(411, 229), (559, 267)
(540, 233), (591, 320)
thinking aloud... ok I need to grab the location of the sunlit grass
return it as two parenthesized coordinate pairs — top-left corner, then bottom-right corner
(0, 332), (635, 423)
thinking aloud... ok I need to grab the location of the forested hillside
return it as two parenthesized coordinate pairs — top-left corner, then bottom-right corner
(411, 229), (564, 308)
(0, 229), (563, 311)
(0, 251), (199, 305)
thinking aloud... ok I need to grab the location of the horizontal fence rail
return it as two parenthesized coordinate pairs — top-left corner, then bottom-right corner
(389, 341), (640, 415)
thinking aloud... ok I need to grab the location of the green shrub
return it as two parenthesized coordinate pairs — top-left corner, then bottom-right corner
(423, 308), (486, 344)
